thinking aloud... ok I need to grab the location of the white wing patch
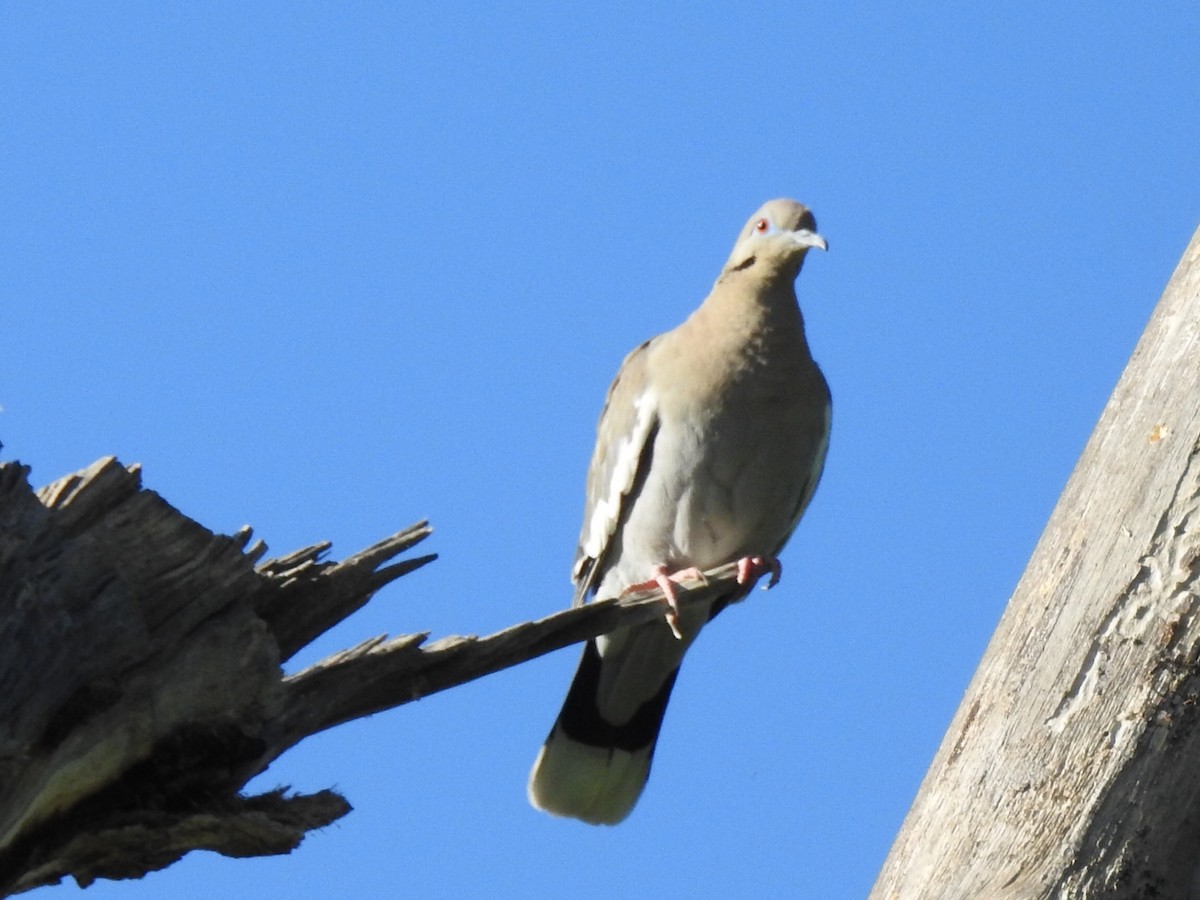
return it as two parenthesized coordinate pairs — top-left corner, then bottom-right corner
(581, 387), (658, 561)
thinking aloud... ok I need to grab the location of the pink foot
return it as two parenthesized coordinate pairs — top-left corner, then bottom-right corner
(736, 556), (782, 590)
(622, 564), (708, 640)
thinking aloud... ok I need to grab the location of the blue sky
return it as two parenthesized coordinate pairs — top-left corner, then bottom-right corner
(3, 4), (1197, 898)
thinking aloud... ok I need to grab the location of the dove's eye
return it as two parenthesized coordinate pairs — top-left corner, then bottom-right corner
(754, 218), (770, 233)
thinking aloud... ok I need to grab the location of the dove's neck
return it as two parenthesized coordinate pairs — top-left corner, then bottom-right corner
(707, 265), (805, 327)
(685, 272), (811, 377)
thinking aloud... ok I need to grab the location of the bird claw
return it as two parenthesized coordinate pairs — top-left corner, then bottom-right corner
(622, 564), (708, 640)
(736, 556), (782, 590)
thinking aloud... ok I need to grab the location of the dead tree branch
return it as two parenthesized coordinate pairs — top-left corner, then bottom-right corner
(0, 457), (742, 895)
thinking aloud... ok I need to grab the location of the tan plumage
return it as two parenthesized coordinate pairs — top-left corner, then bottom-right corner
(529, 199), (831, 825)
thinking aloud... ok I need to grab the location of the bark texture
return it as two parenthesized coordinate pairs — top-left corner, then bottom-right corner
(871, 226), (1200, 899)
(0, 457), (746, 895)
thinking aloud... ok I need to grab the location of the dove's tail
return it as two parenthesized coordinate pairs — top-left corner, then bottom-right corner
(528, 622), (690, 825)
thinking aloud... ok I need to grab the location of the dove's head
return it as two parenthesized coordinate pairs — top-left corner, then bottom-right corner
(722, 198), (827, 278)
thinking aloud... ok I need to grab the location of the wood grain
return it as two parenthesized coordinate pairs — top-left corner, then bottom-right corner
(871, 226), (1200, 899)
(0, 458), (746, 895)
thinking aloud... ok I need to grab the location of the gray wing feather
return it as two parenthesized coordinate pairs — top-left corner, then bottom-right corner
(571, 338), (659, 606)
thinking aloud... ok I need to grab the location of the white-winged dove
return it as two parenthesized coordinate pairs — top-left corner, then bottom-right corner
(527, 199), (831, 825)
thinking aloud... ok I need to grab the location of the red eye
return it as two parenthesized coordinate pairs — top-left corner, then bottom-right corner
(754, 218), (770, 233)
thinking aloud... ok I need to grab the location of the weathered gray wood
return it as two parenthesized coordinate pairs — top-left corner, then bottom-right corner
(272, 561), (746, 750)
(0, 457), (747, 895)
(871, 226), (1200, 899)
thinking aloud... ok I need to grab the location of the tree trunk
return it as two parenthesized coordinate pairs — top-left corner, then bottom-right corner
(871, 226), (1200, 898)
(0, 457), (746, 895)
